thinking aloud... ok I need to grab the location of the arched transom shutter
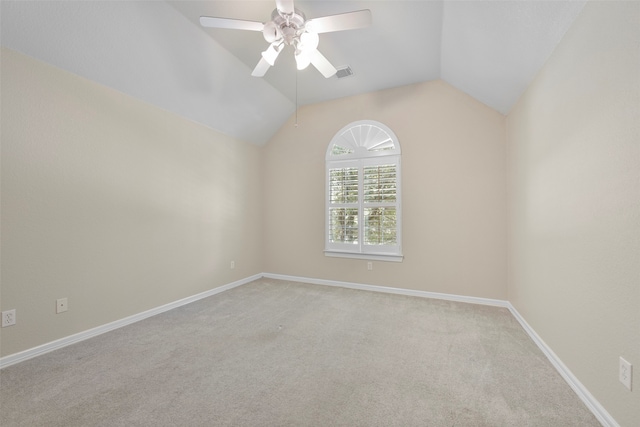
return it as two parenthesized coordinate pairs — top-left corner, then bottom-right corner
(328, 121), (401, 159)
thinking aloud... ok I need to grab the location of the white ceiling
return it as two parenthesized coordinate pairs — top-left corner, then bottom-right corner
(1, 0), (586, 145)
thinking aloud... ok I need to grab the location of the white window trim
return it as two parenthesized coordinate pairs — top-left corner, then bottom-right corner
(325, 120), (403, 262)
(323, 250), (404, 262)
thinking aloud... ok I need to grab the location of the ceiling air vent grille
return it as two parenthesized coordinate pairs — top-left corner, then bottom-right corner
(336, 66), (354, 79)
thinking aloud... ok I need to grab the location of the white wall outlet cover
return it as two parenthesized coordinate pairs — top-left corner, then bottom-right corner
(2, 309), (16, 327)
(619, 357), (632, 391)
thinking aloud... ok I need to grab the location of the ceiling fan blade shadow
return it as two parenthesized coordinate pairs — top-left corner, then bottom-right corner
(306, 9), (372, 34)
(251, 57), (271, 77)
(200, 16), (264, 32)
(310, 49), (337, 78)
(276, 0), (295, 15)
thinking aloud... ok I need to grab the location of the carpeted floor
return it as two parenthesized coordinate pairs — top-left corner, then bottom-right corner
(0, 278), (601, 426)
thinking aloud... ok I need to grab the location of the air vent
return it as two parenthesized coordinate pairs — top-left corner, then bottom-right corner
(336, 66), (354, 79)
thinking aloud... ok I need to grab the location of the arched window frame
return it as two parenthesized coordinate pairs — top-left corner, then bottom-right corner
(325, 120), (403, 262)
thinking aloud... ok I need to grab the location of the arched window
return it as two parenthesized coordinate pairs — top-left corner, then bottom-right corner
(325, 120), (403, 262)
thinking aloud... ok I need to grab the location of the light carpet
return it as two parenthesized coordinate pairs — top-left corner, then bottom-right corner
(0, 278), (601, 426)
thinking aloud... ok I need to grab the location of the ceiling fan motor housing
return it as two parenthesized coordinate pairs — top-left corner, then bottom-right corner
(265, 8), (307, 46)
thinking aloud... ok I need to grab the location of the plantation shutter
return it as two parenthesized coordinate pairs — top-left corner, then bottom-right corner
(325, 121), (402, 261)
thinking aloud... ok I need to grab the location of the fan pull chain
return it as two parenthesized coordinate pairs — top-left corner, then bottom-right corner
(294, 70), (299, 128)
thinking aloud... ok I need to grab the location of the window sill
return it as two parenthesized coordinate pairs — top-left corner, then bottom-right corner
(324, 251), (404, 263)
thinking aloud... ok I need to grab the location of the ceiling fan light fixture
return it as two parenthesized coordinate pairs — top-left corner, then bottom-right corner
(295, 50), (312, 70)
(298, 31), (319, 52)
(261, 43), (281, 66)
(262, 21), (281, 43)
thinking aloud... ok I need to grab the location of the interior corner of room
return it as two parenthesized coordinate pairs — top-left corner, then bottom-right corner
(1, 1), (638, 426)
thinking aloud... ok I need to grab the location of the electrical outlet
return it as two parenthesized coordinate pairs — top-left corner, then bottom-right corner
(619, 357), (632, 390)
(2, 309), (16, 327)
(56, 298), (68, 314)
(230, 261), (235, 269)
(367, 262), (373, 271)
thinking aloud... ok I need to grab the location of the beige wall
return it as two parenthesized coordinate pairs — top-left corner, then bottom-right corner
(263, 80), (507, 300)
(506, 2), (640, 425)
(1, 3), (637, 423)
(0, 48), (263, 357)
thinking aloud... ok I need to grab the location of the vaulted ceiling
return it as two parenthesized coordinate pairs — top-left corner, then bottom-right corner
(1, 1), (586, 145)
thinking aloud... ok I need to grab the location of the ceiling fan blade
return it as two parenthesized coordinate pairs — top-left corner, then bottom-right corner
(276, 0), (295, 15)
(199, 16), (264, 32)
(251, 57), (271, 77)
(305, 9), (372, 34)
(310, 49), (337, 78)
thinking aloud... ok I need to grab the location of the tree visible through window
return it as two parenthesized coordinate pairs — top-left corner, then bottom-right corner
(325, 120), (402, 261)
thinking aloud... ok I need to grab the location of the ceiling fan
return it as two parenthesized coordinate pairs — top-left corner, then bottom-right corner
(200, 0), (372, 78)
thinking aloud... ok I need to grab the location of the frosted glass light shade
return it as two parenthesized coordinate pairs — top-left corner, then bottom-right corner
(298, 31), (319, 52)
(261, 44), (280, 66)
(295, 50), (311, 70)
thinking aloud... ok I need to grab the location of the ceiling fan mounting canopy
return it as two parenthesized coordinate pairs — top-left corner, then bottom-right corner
(199, 0), (372, 78)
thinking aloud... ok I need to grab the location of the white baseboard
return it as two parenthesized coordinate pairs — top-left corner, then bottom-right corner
(507, 304), (618, 427)
(0, 274), (261, 369)
(262, 272), (510, 308)
(0, 271), (618, 426)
